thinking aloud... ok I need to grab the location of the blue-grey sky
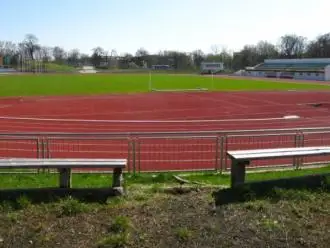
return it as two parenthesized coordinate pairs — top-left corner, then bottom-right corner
(1, 0), (329, 55)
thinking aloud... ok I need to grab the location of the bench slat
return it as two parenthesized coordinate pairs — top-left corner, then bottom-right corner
(0, 158), (126, 169)
(228, 146), (330, 155)
(227, 146), (330, 160)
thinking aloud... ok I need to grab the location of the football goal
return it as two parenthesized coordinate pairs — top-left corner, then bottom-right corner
(147, 71), (214, 92)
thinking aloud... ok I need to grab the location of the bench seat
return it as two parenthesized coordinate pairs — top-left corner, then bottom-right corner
(227, 147), (330, 161)
(227, 147), (330, 187)
(0, 158), (126, 169)
(0, 158), (127, 192)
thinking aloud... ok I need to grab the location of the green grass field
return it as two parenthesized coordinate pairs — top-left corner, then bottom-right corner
(0, 73), (330, 97)
(1, 166), (329, 189)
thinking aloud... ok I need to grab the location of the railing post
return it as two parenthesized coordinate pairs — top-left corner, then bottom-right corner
(219, 135), (226, 173)
(36, 138), (41, 159)
(215, 136), (225, 173)
(42, 137), (47, 159)
(293, 133), (299, 168)
(46, 138), (51, 159)
(214, 136), (219, 172)
(45, 138), (51, 172)
(40, 137), (50, 173)
(224, 135), (229, 171)
(137, 138), (141, 173)
(293, 131), (304, 169)
(132, 138), (136, 175)
(37, 138), (46, 173)
(297, 131), (305, 169)
(127, 139), (131, 174)
(36, 138), (41, 173)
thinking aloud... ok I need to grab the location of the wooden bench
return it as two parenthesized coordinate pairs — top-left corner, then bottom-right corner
(0, 158), (126, 192)
(227, 147), (330, 187)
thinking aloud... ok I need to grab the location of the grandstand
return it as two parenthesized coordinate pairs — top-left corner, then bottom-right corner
(245, 58), (330, 81)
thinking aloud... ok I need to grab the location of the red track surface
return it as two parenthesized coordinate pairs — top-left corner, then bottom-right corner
(1, 91), (330, 171)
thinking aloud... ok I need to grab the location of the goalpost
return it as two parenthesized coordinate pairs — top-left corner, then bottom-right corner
(147, 69), (210, 92)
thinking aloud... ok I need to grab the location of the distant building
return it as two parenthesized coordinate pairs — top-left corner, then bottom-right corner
(245, 58), (330, 81)
(200, 62), (224, 74)
(151, 65), (171, 70)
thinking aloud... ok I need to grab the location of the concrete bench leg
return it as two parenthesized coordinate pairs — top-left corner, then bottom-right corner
(231, 159), (249, 187)
(112, 167), (124, 195)
(59, 168), (72, 188)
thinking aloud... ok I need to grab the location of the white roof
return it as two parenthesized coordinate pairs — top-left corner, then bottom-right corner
(264, 58), (330, 64)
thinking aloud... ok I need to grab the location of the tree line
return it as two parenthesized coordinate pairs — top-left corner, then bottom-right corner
(0, 33), (329, 71)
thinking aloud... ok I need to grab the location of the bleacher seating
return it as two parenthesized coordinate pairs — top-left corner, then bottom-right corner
(255, 62), (330, 71)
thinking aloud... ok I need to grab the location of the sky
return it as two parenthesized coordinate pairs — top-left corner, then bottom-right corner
(1, 0), (329, 55)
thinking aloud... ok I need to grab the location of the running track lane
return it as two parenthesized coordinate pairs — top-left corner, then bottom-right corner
(1, 91), (330, 171)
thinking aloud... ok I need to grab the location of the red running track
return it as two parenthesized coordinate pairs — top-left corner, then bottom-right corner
(1, 91), (330, 171)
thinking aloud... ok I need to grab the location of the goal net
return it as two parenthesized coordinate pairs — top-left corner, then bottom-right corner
(148, 71), (211, 92)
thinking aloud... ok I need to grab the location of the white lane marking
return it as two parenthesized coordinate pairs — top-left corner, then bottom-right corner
(0, 115), (301, 123)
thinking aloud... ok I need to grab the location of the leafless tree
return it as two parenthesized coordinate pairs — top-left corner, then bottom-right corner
(20, 34), (40, 60)
(279, 34), (306, 58)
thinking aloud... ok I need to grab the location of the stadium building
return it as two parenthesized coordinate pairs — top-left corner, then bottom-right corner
(244, 58), (330, 81)
(200, 62), (224, 74)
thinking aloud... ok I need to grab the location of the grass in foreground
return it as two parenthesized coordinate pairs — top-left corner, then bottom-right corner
(0, 73), (330, 97)
(0, 166), (328, 189)
(0, 187), (329, 248)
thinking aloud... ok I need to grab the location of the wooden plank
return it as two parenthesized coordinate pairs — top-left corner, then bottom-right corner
(228, 146), (330, 156)
(229, 150), (330, 160)
(0, 158), (127, 169)
(0, 158), (127, 164)
(227, 147), (330, 160)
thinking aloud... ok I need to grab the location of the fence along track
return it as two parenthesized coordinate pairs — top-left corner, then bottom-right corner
(0, 127), (329, 173)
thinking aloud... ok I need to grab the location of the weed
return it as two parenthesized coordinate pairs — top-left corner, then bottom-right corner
(0, 201), (14, 212)
(97, 232), (130, 248)
(56, 197), (88, 217)
(174, 227), (193, 242)
(132, 192), (150, 202)
(6, 212), (19, 223)
(257, 217), (280, 231)
(109, 216), (132, 234)
(15, 195), (32, 210)
(244, 200), (268, 212)
(106, 197), (127, 207)
(273, 188), (315, 202)
(149, 184), (164, 193)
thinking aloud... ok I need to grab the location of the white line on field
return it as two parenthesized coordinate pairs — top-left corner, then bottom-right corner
(0, 115), (301, 123)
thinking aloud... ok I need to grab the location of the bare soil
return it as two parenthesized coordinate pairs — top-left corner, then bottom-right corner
(0, 187), (329, 248)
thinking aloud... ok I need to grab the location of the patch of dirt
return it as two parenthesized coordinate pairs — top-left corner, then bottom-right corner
(0, 188), (329, 248)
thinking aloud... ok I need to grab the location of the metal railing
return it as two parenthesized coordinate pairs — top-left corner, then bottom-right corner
(0, 127), (330, 173)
